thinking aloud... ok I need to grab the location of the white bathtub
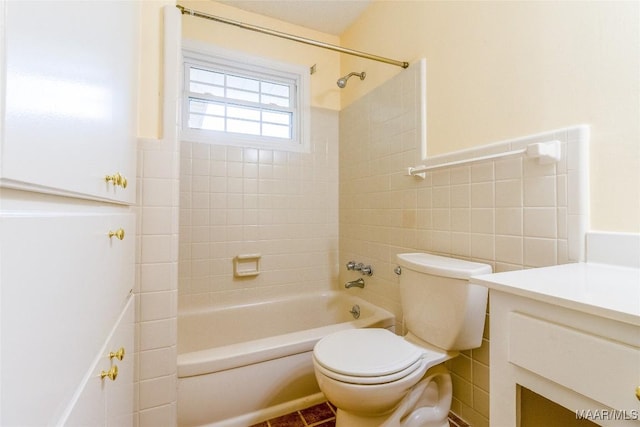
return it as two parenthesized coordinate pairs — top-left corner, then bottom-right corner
(177, 291), (395, 427)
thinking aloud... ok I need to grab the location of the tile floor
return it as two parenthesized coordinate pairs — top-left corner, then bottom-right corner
(249, 402), (336, 427)
(250, 401), (470, 427)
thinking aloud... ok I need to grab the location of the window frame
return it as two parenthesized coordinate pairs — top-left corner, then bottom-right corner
(181, 41), (311, 152)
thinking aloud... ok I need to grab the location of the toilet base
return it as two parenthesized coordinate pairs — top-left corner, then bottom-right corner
(333, 365), (452, 427)
(336, 409), (392, 427)
(335, 410), (450, 427)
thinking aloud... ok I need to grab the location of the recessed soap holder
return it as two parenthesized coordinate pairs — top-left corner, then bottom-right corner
(234, 253), (261, 278)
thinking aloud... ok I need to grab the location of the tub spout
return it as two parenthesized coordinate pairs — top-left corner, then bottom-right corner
(345, 278), (365, 289)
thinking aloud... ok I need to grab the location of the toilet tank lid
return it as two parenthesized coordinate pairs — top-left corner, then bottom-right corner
(397, 253), (492, 280)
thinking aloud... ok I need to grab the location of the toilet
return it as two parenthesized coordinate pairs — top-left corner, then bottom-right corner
(313, 253), (491, 427)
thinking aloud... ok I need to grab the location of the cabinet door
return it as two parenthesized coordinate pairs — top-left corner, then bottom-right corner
(64, 296), (135, 427)
(1, 1), (138, 204)
(0, 211), (135, 426)
(105, 296), (135, 427)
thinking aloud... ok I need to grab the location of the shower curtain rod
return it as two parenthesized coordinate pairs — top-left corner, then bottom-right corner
(176, 5), (410, 69)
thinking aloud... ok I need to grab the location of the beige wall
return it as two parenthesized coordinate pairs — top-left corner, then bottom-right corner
(180, 0), (341, 111)
(138, 0), (175, 139)
(140, 1), (640, 231)
(340, 0), (640, 232)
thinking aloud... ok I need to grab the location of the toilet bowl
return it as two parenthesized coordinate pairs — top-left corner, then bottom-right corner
(313, 328), (454, 426)
(313, 253), (491, 427)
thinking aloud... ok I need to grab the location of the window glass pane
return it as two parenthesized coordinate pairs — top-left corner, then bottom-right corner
(188, 114), (204, 129)
(191, 67), (224, 85)
(262, 123), (291, 139)
(261, 94), (289, 107)
(227, 118), (260, 135)
(227, 105), (260, 121)
(227, 88), (259, 103)
(189, 99), (225, 117)
(189, 114), (224, 131)
(190, 82), (224, 97)
(189, 99), (208, 114)
(227, 74), (259, 92)
(262, 111), (291, 126)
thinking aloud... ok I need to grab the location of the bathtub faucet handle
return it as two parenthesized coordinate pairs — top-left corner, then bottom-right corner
(347, 261), (372, 276)
(360, 265), (373, 276)
(345, 278), (365, 289)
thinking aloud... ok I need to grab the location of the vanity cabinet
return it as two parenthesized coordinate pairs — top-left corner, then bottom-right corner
(63, 296), (135, 427)
(1, 0), (138, 204)
(508, 310), (640, 415)
(473, 263), (640, 426)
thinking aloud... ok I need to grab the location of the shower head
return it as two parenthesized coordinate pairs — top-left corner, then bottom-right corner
(337, 71), (366, 88)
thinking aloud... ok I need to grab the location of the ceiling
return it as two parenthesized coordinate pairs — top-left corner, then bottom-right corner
(216, 0), (372, 36)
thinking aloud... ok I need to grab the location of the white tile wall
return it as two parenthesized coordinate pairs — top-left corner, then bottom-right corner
(339, 62), (588, 427)
(134, 8), (182, 425)
(178, 108), (339, 310)
(135, 139), (179, 426)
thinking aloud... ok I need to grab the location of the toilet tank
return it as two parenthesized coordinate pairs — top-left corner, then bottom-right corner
(397, 253), (492, 351)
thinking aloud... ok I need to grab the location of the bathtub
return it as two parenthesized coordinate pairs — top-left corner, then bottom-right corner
(177, 291), (395, 427)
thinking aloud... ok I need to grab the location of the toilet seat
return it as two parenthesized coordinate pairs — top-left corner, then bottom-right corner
(314, 355), (426, 385)
(313, 329), (444, 385)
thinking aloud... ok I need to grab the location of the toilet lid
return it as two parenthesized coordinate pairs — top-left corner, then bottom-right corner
(313, 329), (424, 378)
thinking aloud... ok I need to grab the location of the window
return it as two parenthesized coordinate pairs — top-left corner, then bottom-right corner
(182, 42), (310, 152)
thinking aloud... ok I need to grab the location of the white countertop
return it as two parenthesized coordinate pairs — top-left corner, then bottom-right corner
(471, 262), (640, 326)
